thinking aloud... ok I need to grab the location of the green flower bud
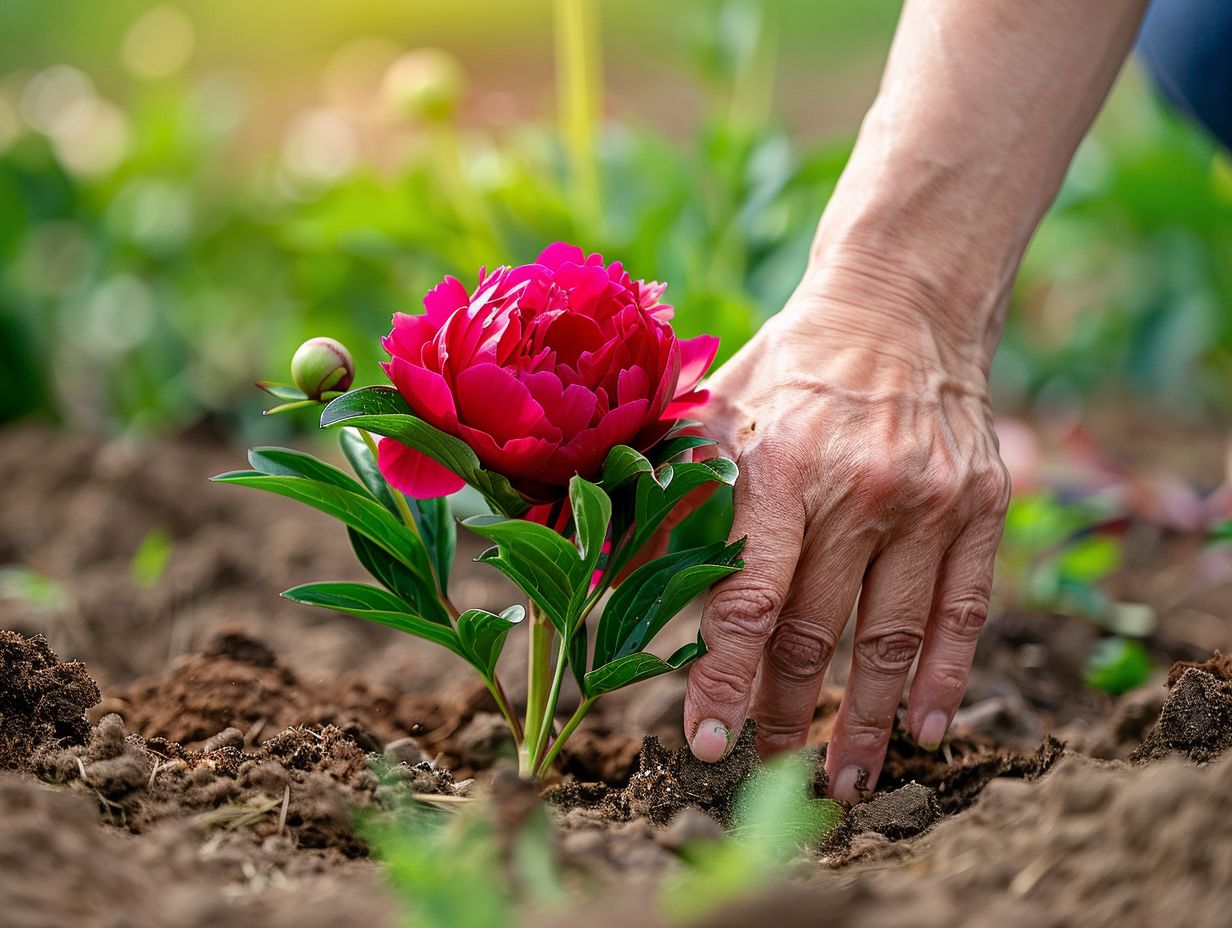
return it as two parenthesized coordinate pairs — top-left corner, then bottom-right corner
(381, 48), (465, 123)
(290, 337), (354, 401)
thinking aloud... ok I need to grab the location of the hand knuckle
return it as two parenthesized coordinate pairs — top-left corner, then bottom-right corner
(765, 620), (837, 682)
(938, 596), (990, 641)
(855, 628), (924, 674)
(842, 717), (892, 752)
(972, 461), (1011, 513)
(707, 586), (783, 642)
(691, 659), (751, 708)
(926, 661), (970, 695)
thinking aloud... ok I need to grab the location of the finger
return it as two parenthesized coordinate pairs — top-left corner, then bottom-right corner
(684, 465), (804, 762)
(825, 537), (944, 803)
(907, 514), (1003, 749)
(750, 529), (875, 757)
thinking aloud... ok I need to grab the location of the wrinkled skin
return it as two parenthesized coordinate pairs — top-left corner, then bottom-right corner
(682, 256), (1010, 803)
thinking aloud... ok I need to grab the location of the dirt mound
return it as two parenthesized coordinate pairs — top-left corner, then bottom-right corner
(550, 721), (763, 827)
(0, 775), (397, 928)
(1133, 667), (1232, 763)
(0, 630), (100, 770)
(1167, 649), (1232, 685)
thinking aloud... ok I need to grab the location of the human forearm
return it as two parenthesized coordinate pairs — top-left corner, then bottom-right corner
(813, 0), (1149, 366)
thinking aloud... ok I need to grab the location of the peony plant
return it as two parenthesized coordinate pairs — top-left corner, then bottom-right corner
(215, 244), (742, 780)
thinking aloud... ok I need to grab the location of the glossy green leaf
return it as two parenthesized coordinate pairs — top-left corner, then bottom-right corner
(594, 539), (744, 667)
(264, 399), (320, 416)
(584, 637), (706, 697)
(457, 605), (525, 679)
(339, 428), (400, 514)
(611, 458), (739, 575)
(600, 445), (653, 490)
(257, 381), (308, 402)
(411, 496), (457, 592)
(652, 434), (718, 464)
(320, 387), (529, 517)
(348, 528), (449, 625)
(464, 514), (580, 632)
(282, 582), (461, 654)
(211, 471), (433, 585)
(249, 446), (371, 497)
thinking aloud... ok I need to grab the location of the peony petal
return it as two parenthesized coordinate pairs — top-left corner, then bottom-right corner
(383, 312), (439, 360)
(423, 276), (471, 325)
(383, 357), (459, 431)
(617, 366), (651, 406)
(663, 388), (710, 419)
(544, 311), (603, 366)
(676, 334), (719, 395)
(537, 242), (586, 270)
(458, 425), (557, 479)
(554, 383), (598, 437)
(455, 363), (554, 443)
(378, 438), (465, 499)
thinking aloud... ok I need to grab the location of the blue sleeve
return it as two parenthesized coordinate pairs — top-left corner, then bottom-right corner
(1138, 0), (1232, 150)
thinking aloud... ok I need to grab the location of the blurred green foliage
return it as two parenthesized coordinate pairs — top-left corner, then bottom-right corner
(0, 0), (1228, 443)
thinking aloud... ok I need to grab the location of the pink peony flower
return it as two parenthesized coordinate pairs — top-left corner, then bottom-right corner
(377, 242), (718, 502)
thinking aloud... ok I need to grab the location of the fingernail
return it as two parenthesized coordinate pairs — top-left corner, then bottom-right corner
(833, 765), (867, 804)
(917, 710), (950, 752)
(690, 719), (731, 763)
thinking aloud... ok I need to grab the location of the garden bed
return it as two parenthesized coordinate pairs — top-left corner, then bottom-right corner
(2, 422), (1231, 927)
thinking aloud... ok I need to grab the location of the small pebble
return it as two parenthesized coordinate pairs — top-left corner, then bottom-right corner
(203, 728), (245, 753)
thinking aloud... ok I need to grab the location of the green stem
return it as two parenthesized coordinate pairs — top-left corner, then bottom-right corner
(535, 697), (595, 779)
(530, 640), (570, 769)
(553, 0), (603, 231)
(520, 602), (555, 778)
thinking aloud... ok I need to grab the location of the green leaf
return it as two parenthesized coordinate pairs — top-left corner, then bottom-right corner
(211, 471), (433, 585)
(339, 428), (400, 514)
(457, 605), (525, 679)
(1083, 636), (1155, 695)
(282, 582), (461, 655)
(341, 431), (457, 594)
(630, 455), (734, 557)
(594, 539), (744, 668)
(348, 529), (449, 625)
(464, 515), (581, 633)
(411, 496), (457, 592)
(651, 434), (717, 464)
(569, 622), (589, 691)
(257, 381), (308, 401)
(249, 446), (371, 497)
(320, 387), (529, 517)
(264, 399), (320, 416)
(584, 637), (706, 697)
(600, 445), (653, 491)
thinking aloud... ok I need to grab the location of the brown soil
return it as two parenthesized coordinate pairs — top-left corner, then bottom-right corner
(1, 423), (1231, 927)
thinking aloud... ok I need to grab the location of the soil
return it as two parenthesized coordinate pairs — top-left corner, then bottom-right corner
(1, 422), (1231, 927)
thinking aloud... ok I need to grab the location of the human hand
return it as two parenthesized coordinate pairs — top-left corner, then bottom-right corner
(682, 248), (1010, 803)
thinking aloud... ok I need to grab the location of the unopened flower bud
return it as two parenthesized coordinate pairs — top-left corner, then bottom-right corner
(291, 337), (354, 400)
(381, 48), (465, 123)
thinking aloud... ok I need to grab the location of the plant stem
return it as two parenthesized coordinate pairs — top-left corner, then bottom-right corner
(535, 697), (595, 779)
(520, 602), (555, 778)
(530, 639), (570, 769)
(553, 0), (603, 231)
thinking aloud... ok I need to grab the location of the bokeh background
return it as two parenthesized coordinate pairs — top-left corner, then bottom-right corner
(2, 0), (1231, 674)
(4, 0), (1230, 436)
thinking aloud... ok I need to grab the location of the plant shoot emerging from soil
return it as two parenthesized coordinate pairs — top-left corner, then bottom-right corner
(216, 243), (741, 780)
